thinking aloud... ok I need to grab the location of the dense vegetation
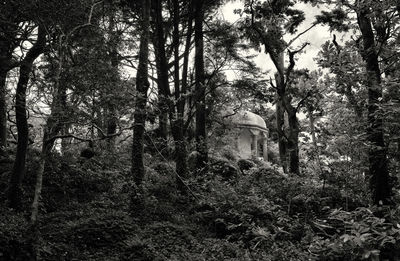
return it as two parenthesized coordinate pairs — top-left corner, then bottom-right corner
(0, 0), (400, 260)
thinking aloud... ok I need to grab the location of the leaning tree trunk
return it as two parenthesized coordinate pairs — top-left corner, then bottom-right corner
(194, 0), (208, 170)
(357, 10), (391, 205)
(31, 36), (66, 227)
(8, 25), (46, 209)
(131, 0), (151, 186)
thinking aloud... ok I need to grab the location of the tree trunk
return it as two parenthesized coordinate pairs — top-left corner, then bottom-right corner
(286, 102), (300, 175)
(274, 52), (288, 173)
(0, 70), (7, 153)
(171, 0), (189, 191)
(357, 10), (391, 205)
(8, 25), (46, 209)
(0, 28), (19, 155)
(152, 0), (170, 157)
(106, 4), (119, 152)
(131, 0), (151, 186)
(194, 0), (208, 170)
(30, 35), (67, 261)
(276, 95), (288, 173)
(181, 0), (193, 135)
(308, 105), (318, 150)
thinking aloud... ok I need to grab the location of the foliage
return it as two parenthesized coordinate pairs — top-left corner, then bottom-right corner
(0, 209), (31, 261)
(309, 207), (400, 260)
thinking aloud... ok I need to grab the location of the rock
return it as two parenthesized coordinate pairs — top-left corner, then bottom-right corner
(187, 151), (200, 172)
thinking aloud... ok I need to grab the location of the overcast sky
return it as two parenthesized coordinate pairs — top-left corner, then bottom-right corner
(220, 1), (336, 78)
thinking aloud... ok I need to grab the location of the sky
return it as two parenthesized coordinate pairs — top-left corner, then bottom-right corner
(220, 1), (336, 78)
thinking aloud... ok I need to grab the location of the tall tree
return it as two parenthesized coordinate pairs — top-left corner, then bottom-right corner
(131, 0), (151, 185)
(194, 0), (208, 170)
(356, 4), (390, 205)
(241, 0), (313, 174)
(8, 24), (46, 209)
(105, 1), (120, 152)
(152, 0), (190, 190)
(316, 0), (398, 204)
(170, 0), (190, 190)
(0, 1), (27, 154)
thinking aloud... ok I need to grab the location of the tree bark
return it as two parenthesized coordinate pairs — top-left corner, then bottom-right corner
(0, 70), (7, 153)
(8, 25), (46, 209)
(152, 0), (170, 156)
(274, 52), (288, 173)
(131, 0), (151, 186)
(171, 0), (189, 191)
(275, 94), (288, 174)
(106, 3), (119, 152)
(194, 0), (208, 170)
(357, 10), (391, 205)
(181, 0), (193, 135)
(286, 100), (300, 175)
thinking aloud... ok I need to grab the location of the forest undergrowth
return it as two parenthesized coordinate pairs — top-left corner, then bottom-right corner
(1, 148), (400, 261)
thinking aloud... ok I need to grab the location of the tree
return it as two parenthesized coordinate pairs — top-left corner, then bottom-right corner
(194, 0), (208, 170)
(0, 1), (33, 154)
(238, 0), (315, 174)
(131, 0), (151, 186)
(357, 4), (390, 205)
(316, 0), (399, 205)
(151, 0), (191, 190)
(8, 24), (46, 209)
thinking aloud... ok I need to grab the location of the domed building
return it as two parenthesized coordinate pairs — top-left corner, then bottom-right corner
(229, 111), (268, 161)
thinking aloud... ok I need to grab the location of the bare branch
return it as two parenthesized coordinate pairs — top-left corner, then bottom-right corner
(287, 22), (317, 48)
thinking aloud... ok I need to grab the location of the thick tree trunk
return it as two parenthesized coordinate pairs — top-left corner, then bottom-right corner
(152, 0), (170, 156)
(276, 98), (288, 173)
(131, 0), (151, 186)
(194, 0), (208, 170)
(274, 52), (288, 173)
(357, 10), (391, 205)
(273, 50), (300, 175)
(8, 25), (46, 209)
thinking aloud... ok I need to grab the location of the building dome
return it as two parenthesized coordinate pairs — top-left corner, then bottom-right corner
(231, 111), (267, 130)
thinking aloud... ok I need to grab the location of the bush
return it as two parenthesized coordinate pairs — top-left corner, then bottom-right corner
(237, 159), (255, 173)
(0, 209), (32, 261)
(208, 159), (239, 180)
(42, 156), (113, 211)
(39, 208), (136, 260)
(309, 207), (400, 260)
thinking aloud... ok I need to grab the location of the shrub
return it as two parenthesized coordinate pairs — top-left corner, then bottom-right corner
(309, 207), (400, 260)
(237, 159), (255, 173)
(208, 159), (239, 180)
(0, 209), (31, 261)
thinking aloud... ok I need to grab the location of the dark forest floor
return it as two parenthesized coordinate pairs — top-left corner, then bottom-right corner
(1, 150), (400, 260)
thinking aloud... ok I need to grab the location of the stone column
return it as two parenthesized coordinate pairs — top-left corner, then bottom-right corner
(252, 133), (258, 157)
(262, 133), (268, 161)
